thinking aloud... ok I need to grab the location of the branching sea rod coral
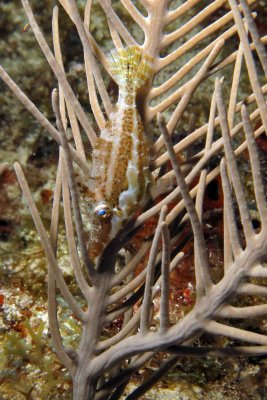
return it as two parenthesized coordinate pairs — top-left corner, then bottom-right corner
(1, 0), (267, 399)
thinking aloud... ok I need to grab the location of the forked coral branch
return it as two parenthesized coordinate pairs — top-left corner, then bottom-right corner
(2, 0), (267, 399)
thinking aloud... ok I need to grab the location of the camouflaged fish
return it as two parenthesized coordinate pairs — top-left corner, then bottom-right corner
(87, 46), (153, 259)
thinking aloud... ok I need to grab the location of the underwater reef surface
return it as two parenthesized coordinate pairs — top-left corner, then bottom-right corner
(1, 0), (267, 399)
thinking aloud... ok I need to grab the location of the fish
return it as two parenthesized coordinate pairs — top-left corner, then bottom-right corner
(86, 46), (154, 259)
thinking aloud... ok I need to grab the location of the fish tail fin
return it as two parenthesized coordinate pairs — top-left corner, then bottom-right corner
(108, 46), (153, 91)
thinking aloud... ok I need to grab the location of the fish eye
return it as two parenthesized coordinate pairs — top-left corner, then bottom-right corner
(94, 203), (113, 220)
(96, 209), (107, 216)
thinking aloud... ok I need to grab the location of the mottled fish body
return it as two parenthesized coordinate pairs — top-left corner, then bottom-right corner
(87, 47), (153, 259)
